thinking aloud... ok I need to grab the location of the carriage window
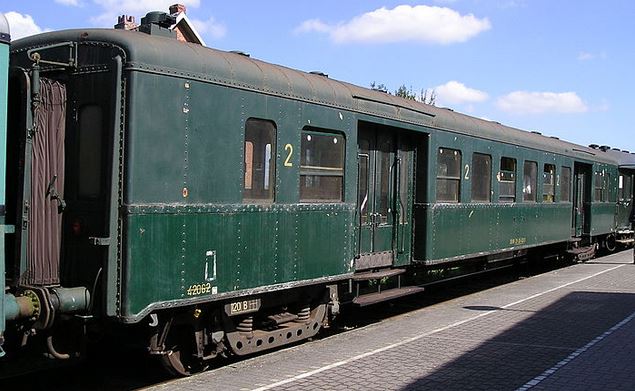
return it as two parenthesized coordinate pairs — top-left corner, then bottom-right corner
(300, 131), (345, 202)
(471, 153), (491, 202)
(78, 105), (103, 199)
(436, 148), (461, 202)
(499, 157), (516, 203)
(523, 161), (537, 202)
(594, 171), (606, 202)
(543, 164), (555, 202)
(243, 119), (276, 202)
(561, 167), (571, 202)
(620, 174), (633, 201)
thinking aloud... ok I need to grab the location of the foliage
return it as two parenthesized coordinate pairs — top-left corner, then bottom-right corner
(370, 81), (388, 93)
(370, 81), (436, 105)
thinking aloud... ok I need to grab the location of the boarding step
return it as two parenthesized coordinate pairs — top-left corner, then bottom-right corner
(353, 268), (405, 281)
(617, 238), (635, 245)
(567, 245), (596, 262)
(568, 237), (582, 243)
(617, 229), (634, 235)
(353, 286), (425, 307)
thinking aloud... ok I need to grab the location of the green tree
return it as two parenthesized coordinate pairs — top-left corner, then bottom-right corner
(395, 84), (417, 100)
(370, 82), (437, 106)
(420, 88), (437, 106)
(370, 81), (388, 93)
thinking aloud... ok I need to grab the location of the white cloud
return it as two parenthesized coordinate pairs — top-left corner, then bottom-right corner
(5, 11), (48, 40)
(434, 81), (489, 105)
(500, 0), (527, 8)
(91, 0), (201, 26)
(191, 16), (226, 39)
(577, 51), (607, 61)
(296, 19), (330, 34)
(296, 5), (491, 44)
(496, 91), (588, 114)
(55, 0), (81, 6)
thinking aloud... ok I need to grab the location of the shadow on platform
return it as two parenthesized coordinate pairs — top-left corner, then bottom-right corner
(403, 291), (635, 390)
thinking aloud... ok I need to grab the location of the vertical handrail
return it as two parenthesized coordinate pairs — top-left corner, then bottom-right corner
(397, 155), (407, 254)
(105, 55), (123, 317)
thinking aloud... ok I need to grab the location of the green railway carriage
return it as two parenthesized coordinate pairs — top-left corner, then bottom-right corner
(0, 12), (631, 376)
(602, 147), (635, 249)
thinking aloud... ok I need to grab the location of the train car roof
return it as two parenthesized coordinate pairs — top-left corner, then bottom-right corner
(12, 28), (618, 165)
(600, 148), (635, 169)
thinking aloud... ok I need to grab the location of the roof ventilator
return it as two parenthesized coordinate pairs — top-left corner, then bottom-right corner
(139, 11), (177, 39)
(229, 50), (250, 57)
(599, 145), (610, 152)
(309, 71), (329, 78)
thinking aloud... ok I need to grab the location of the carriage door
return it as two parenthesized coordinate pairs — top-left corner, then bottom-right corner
(573, 163), (591, 237)
(356, 124), (414, 270)
(60, 69), (115, 290)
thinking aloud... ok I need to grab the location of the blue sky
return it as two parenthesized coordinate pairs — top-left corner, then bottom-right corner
(3, 1), (634, 152)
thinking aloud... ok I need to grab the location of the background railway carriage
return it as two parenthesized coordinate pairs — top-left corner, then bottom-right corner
(600, 146), (635, 249)
(0, 12), (632, 376)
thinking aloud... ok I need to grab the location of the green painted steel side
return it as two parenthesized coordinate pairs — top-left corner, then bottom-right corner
(616, 171), (634, 230)
(0, 41), (8, 336)
(121, 70), (358, 319)
(590, 203), (617, 236)
(422, 203), (571, 261)
(589, 163), (618, 236)
(414, 127), (586, 263)
(125, 72), (357, 205)
(122, 205), (353, 318)
(9, 31), (627, 323)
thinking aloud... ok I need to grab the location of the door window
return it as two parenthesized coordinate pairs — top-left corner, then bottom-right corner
(620, 174), (633, 201)
(561, 167), (571, 202)
(78, 105), (103, 199)
(376, 134), (394, 222)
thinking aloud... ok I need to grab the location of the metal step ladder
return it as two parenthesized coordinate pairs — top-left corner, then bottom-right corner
(352, 268), (424, 307)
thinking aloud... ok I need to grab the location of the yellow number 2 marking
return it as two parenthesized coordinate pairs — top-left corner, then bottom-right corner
(284, 144), (293, 167)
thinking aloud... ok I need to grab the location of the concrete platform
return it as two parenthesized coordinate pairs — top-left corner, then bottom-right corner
(149, 250), (635, 391)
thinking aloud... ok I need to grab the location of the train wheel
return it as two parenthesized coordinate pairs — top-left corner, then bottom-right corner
(159, 325), (209, 376)
(605, 234), (617, 253)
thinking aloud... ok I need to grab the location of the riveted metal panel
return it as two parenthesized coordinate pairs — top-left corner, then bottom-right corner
(418, 203), (572, 262)
(121, 204), (354, 318)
